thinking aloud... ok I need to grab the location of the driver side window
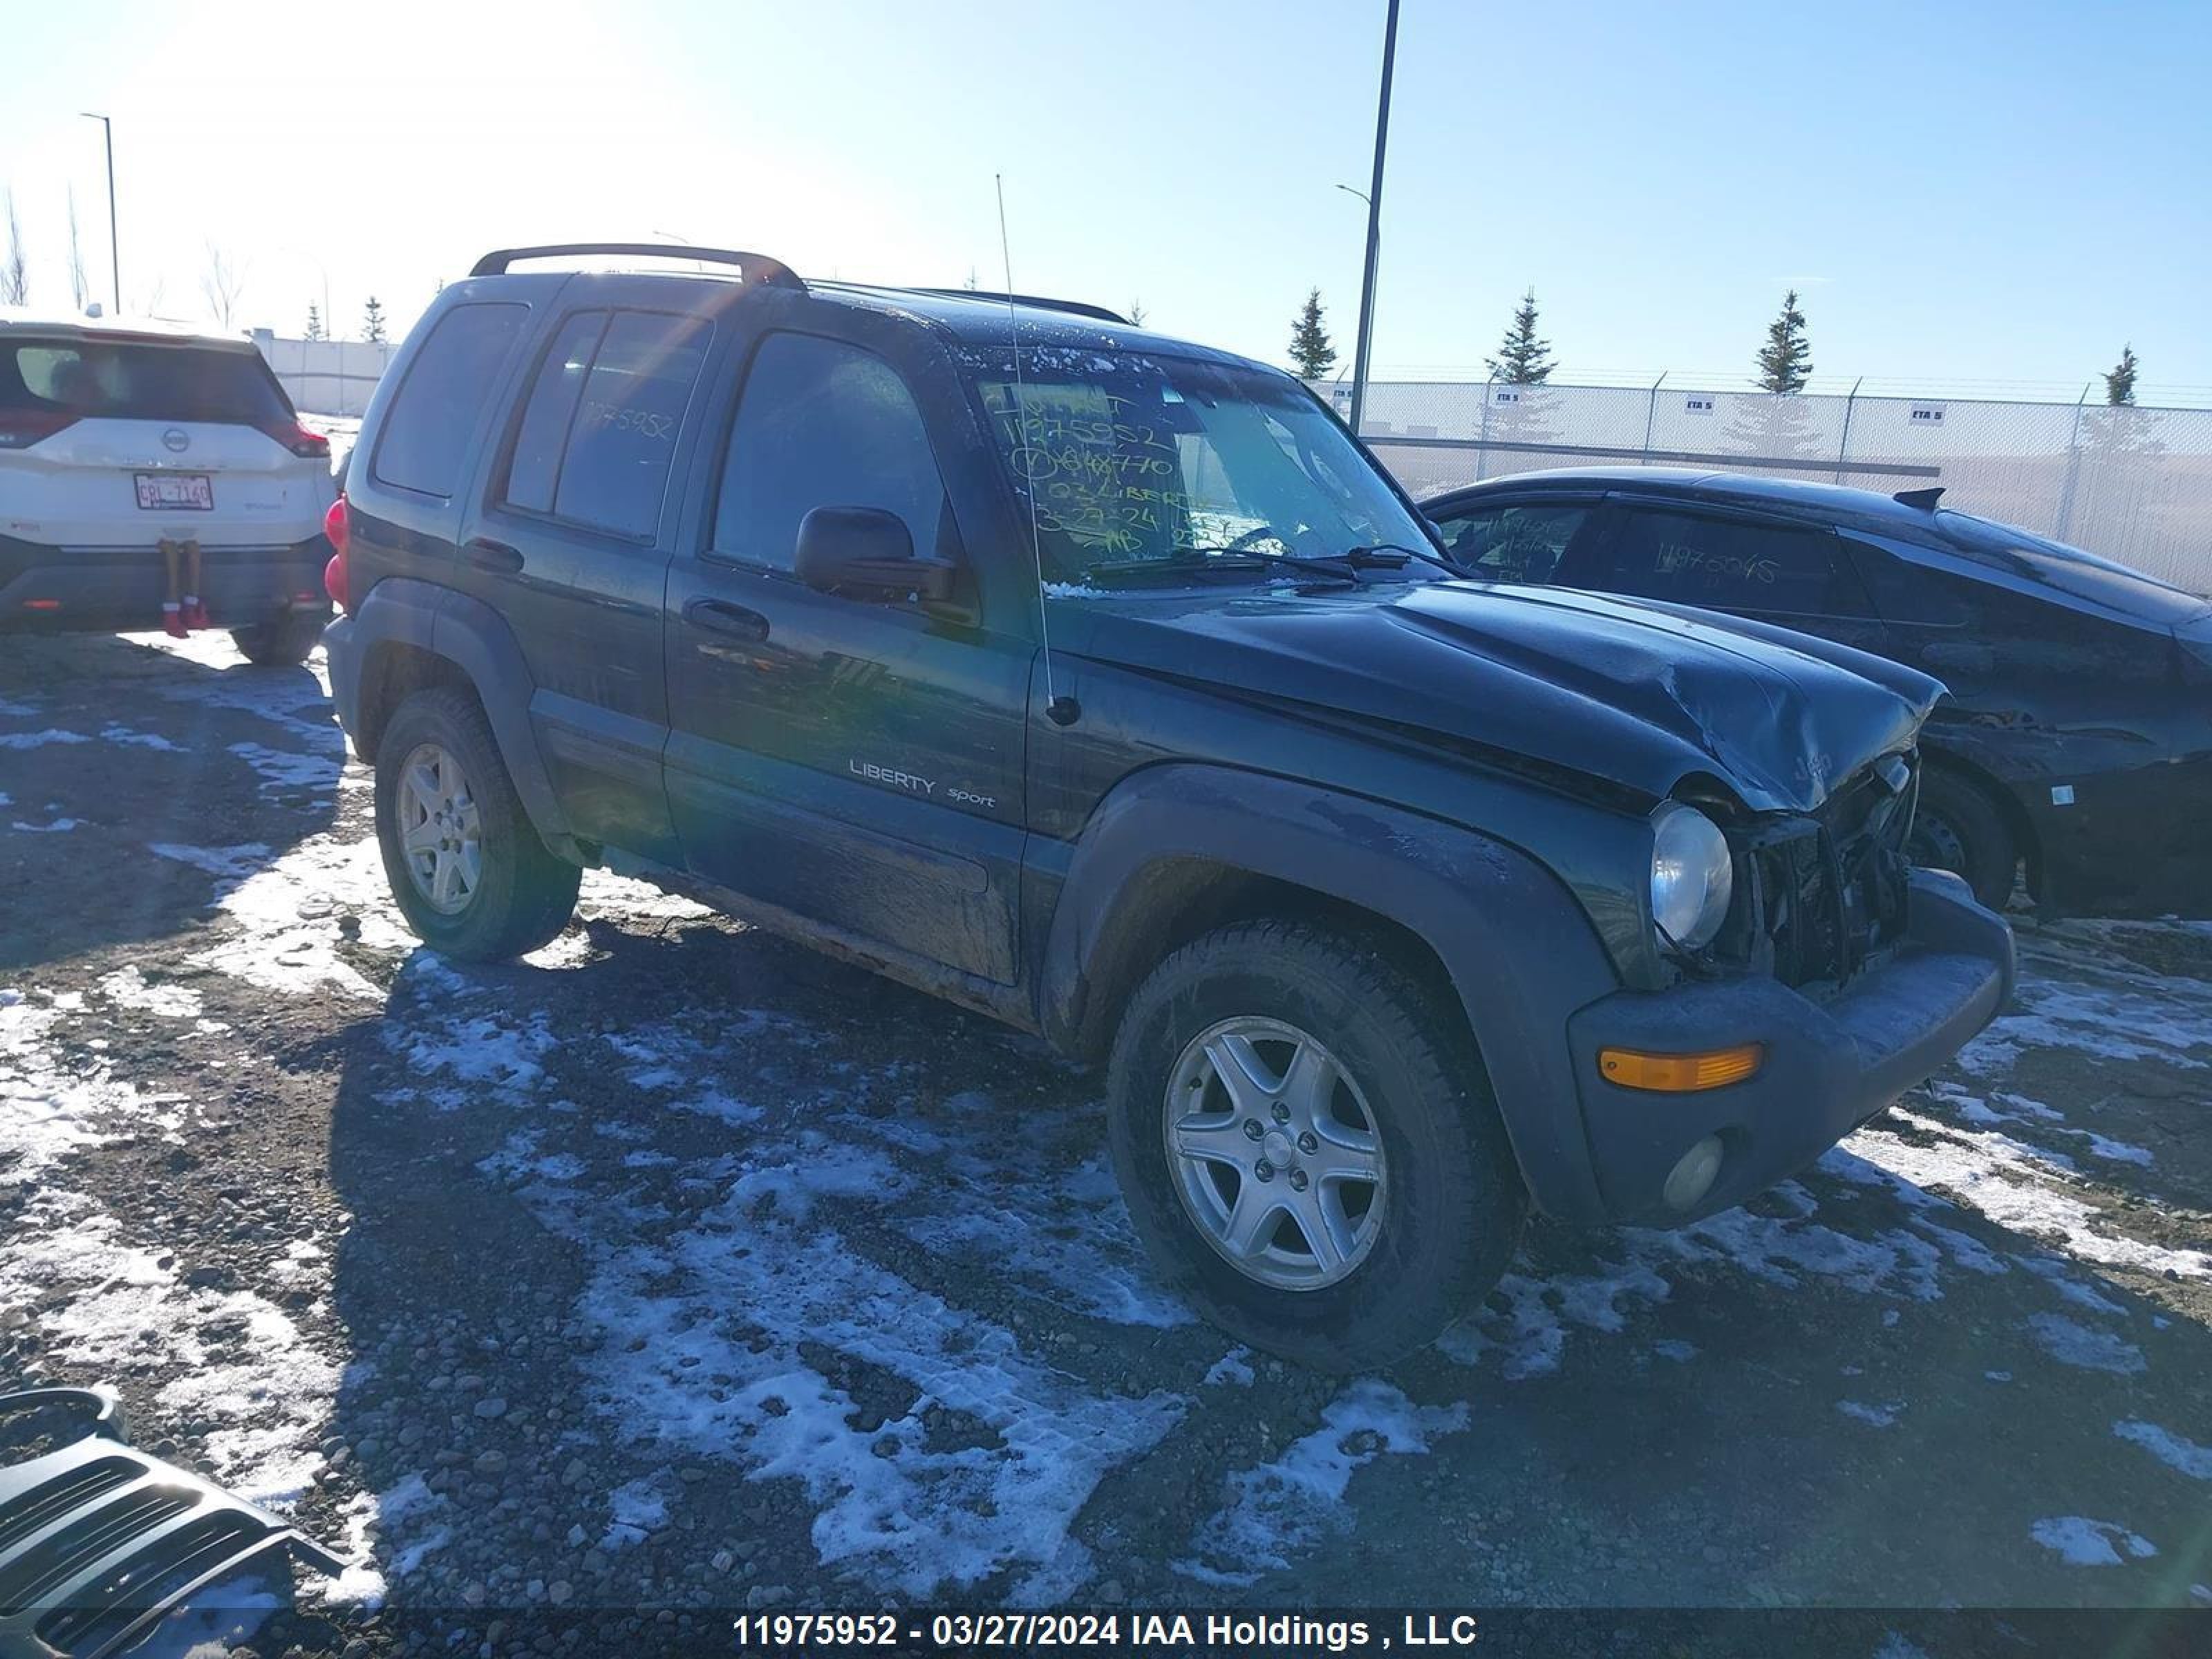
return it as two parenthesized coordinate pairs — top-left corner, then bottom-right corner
(712, 333), (948, 573)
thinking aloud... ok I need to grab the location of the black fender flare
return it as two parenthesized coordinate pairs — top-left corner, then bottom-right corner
(1038, 763), (1624, 1223)
(337, 577), (583, 861)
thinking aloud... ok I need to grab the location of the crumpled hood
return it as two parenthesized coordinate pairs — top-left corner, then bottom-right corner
(1055, 581), (1943, 813)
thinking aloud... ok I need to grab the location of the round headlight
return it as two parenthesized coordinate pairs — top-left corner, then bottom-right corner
(1650, 802), (1734, 951)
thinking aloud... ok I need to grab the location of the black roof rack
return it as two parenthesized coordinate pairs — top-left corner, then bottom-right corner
(905, 286), (1130, 326)
(1893, 486), (1946, 509)
(469, 243), (804, 288)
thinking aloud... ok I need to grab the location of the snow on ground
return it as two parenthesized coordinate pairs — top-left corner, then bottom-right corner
(6, 632), (2209, 1611)
(402, 951), (1192, 1598)
(1, 989), (185, 1185)
(99, 964), (205, 1019)
(320, 1475), (450, 1609)
(2030, 1516), (2159, 1567)
(0, 728), (92, 749)
(1174, 1380), (1466, 1586)
(2112, 1419), (2212, 1481)
(0, 1192), (339, 1505)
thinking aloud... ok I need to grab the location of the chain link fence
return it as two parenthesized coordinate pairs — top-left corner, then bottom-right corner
(1323, 379), (2212, 594)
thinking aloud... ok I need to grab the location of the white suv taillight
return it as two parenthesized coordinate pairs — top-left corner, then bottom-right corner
(261, 418), (332, 460)
(0, 409), (79, 450)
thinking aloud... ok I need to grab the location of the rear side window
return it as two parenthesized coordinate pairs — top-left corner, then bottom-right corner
(1, 339), (292, 424)
(711, 333), (946, 571)
(1591, 509), (1869, 616)
(372, 303), (530, 498)
(1851, 541), (1978, 629)
(503, 312), (606, 514)
(1432, 501), (1590, 582)
(550, 312), (711, 538)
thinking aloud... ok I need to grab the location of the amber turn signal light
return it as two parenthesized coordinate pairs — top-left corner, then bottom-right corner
(1597, 1043), (1764, 1092)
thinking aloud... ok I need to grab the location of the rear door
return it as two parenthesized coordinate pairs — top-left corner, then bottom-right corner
(456, 293), (718, 863)
(662, 324), (1032, 984)
(1562, 499), (1889, 653)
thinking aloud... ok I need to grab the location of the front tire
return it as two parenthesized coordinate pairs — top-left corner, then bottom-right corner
(1909, 767), (2017, 910)
(1107, 920), (1525, 1372)
(373, 686), (580, 961)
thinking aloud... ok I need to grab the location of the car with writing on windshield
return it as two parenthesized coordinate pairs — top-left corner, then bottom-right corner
(1, 308), (335, 662)
(320, 245), (2012, 1369)
(1422, 469), (2212, 919)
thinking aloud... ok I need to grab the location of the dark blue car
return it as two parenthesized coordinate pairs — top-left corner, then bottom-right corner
(1422, 468), (2212, 918)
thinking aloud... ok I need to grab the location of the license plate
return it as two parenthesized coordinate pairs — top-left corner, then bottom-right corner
(135, 473), (214, 510)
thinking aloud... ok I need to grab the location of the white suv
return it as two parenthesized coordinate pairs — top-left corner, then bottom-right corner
(1, 309), (337, 663)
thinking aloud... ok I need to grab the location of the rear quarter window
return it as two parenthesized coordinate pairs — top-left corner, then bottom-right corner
(371, 303), (531, 498)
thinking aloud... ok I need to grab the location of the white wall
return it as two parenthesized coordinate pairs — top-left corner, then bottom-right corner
(252, 329), (395, 419)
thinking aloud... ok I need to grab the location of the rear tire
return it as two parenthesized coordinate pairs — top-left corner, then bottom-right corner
(1107, 919), (1525, 1372)
(230, 614), (324, 667)
(373, 686), (580, 961)
(1909, 767), (2017, 910)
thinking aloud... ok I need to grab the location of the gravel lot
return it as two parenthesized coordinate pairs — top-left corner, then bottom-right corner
(3, 628), (2209, 1653)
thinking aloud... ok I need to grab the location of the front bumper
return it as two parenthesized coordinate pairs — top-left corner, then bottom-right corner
(1564, 868), (2014, 1224)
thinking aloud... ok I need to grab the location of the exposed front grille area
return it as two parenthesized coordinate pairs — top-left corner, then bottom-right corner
(1712, 753), (1920, 992)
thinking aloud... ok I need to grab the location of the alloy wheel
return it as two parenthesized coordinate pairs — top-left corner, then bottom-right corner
(395, 741), (483, 915)
(1162, 1016), (1388, 1291)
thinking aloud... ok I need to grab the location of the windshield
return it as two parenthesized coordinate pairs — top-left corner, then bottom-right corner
(957, 344), (1437, 588)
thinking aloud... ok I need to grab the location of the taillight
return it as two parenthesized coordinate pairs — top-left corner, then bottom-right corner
(261, 418), (331, 459)
(323, 495), (352, 613)
(0, 409), (79, 450)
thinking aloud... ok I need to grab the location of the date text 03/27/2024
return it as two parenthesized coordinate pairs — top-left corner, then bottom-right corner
(728, 1612), (1483, 1651)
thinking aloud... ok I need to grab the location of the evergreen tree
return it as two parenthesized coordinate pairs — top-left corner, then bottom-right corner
(2104, 344), (2138, 406)
(1288, 289), (1337, 379)
(362, 296), (387, 344)
(1127, 298), (1147, 326)
(305, 304), (325, 341)
(1754, 289), (1812, 393)
(1484, 288), (1555, 384)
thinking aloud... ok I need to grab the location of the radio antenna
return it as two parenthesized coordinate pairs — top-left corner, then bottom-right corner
(996, 173), (1078, 727)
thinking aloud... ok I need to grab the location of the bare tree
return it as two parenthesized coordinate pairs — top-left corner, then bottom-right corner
(1, 188), (28, 307)
(66, 189), (88, 312)
(200, 241), (246, 330)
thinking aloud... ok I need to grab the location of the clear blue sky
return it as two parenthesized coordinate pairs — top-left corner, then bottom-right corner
(3, 0), (2206, 400)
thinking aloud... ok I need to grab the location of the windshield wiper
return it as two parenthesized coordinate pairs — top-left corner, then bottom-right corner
(1347, 541), (1470, 578)
(1079, 550), (1360, 588)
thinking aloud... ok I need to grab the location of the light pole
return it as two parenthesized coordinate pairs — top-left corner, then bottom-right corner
(1346, 0), (1400, 438)
(80, 112), (119, 313)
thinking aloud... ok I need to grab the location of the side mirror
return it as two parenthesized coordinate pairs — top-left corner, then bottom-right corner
(794, 505), (956, 601)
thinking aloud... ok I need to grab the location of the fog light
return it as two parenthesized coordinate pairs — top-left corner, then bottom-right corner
(1663, 1135), (1725, 1212)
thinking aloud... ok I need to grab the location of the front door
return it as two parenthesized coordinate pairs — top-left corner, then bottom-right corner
(662, 328), (1031, 984)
